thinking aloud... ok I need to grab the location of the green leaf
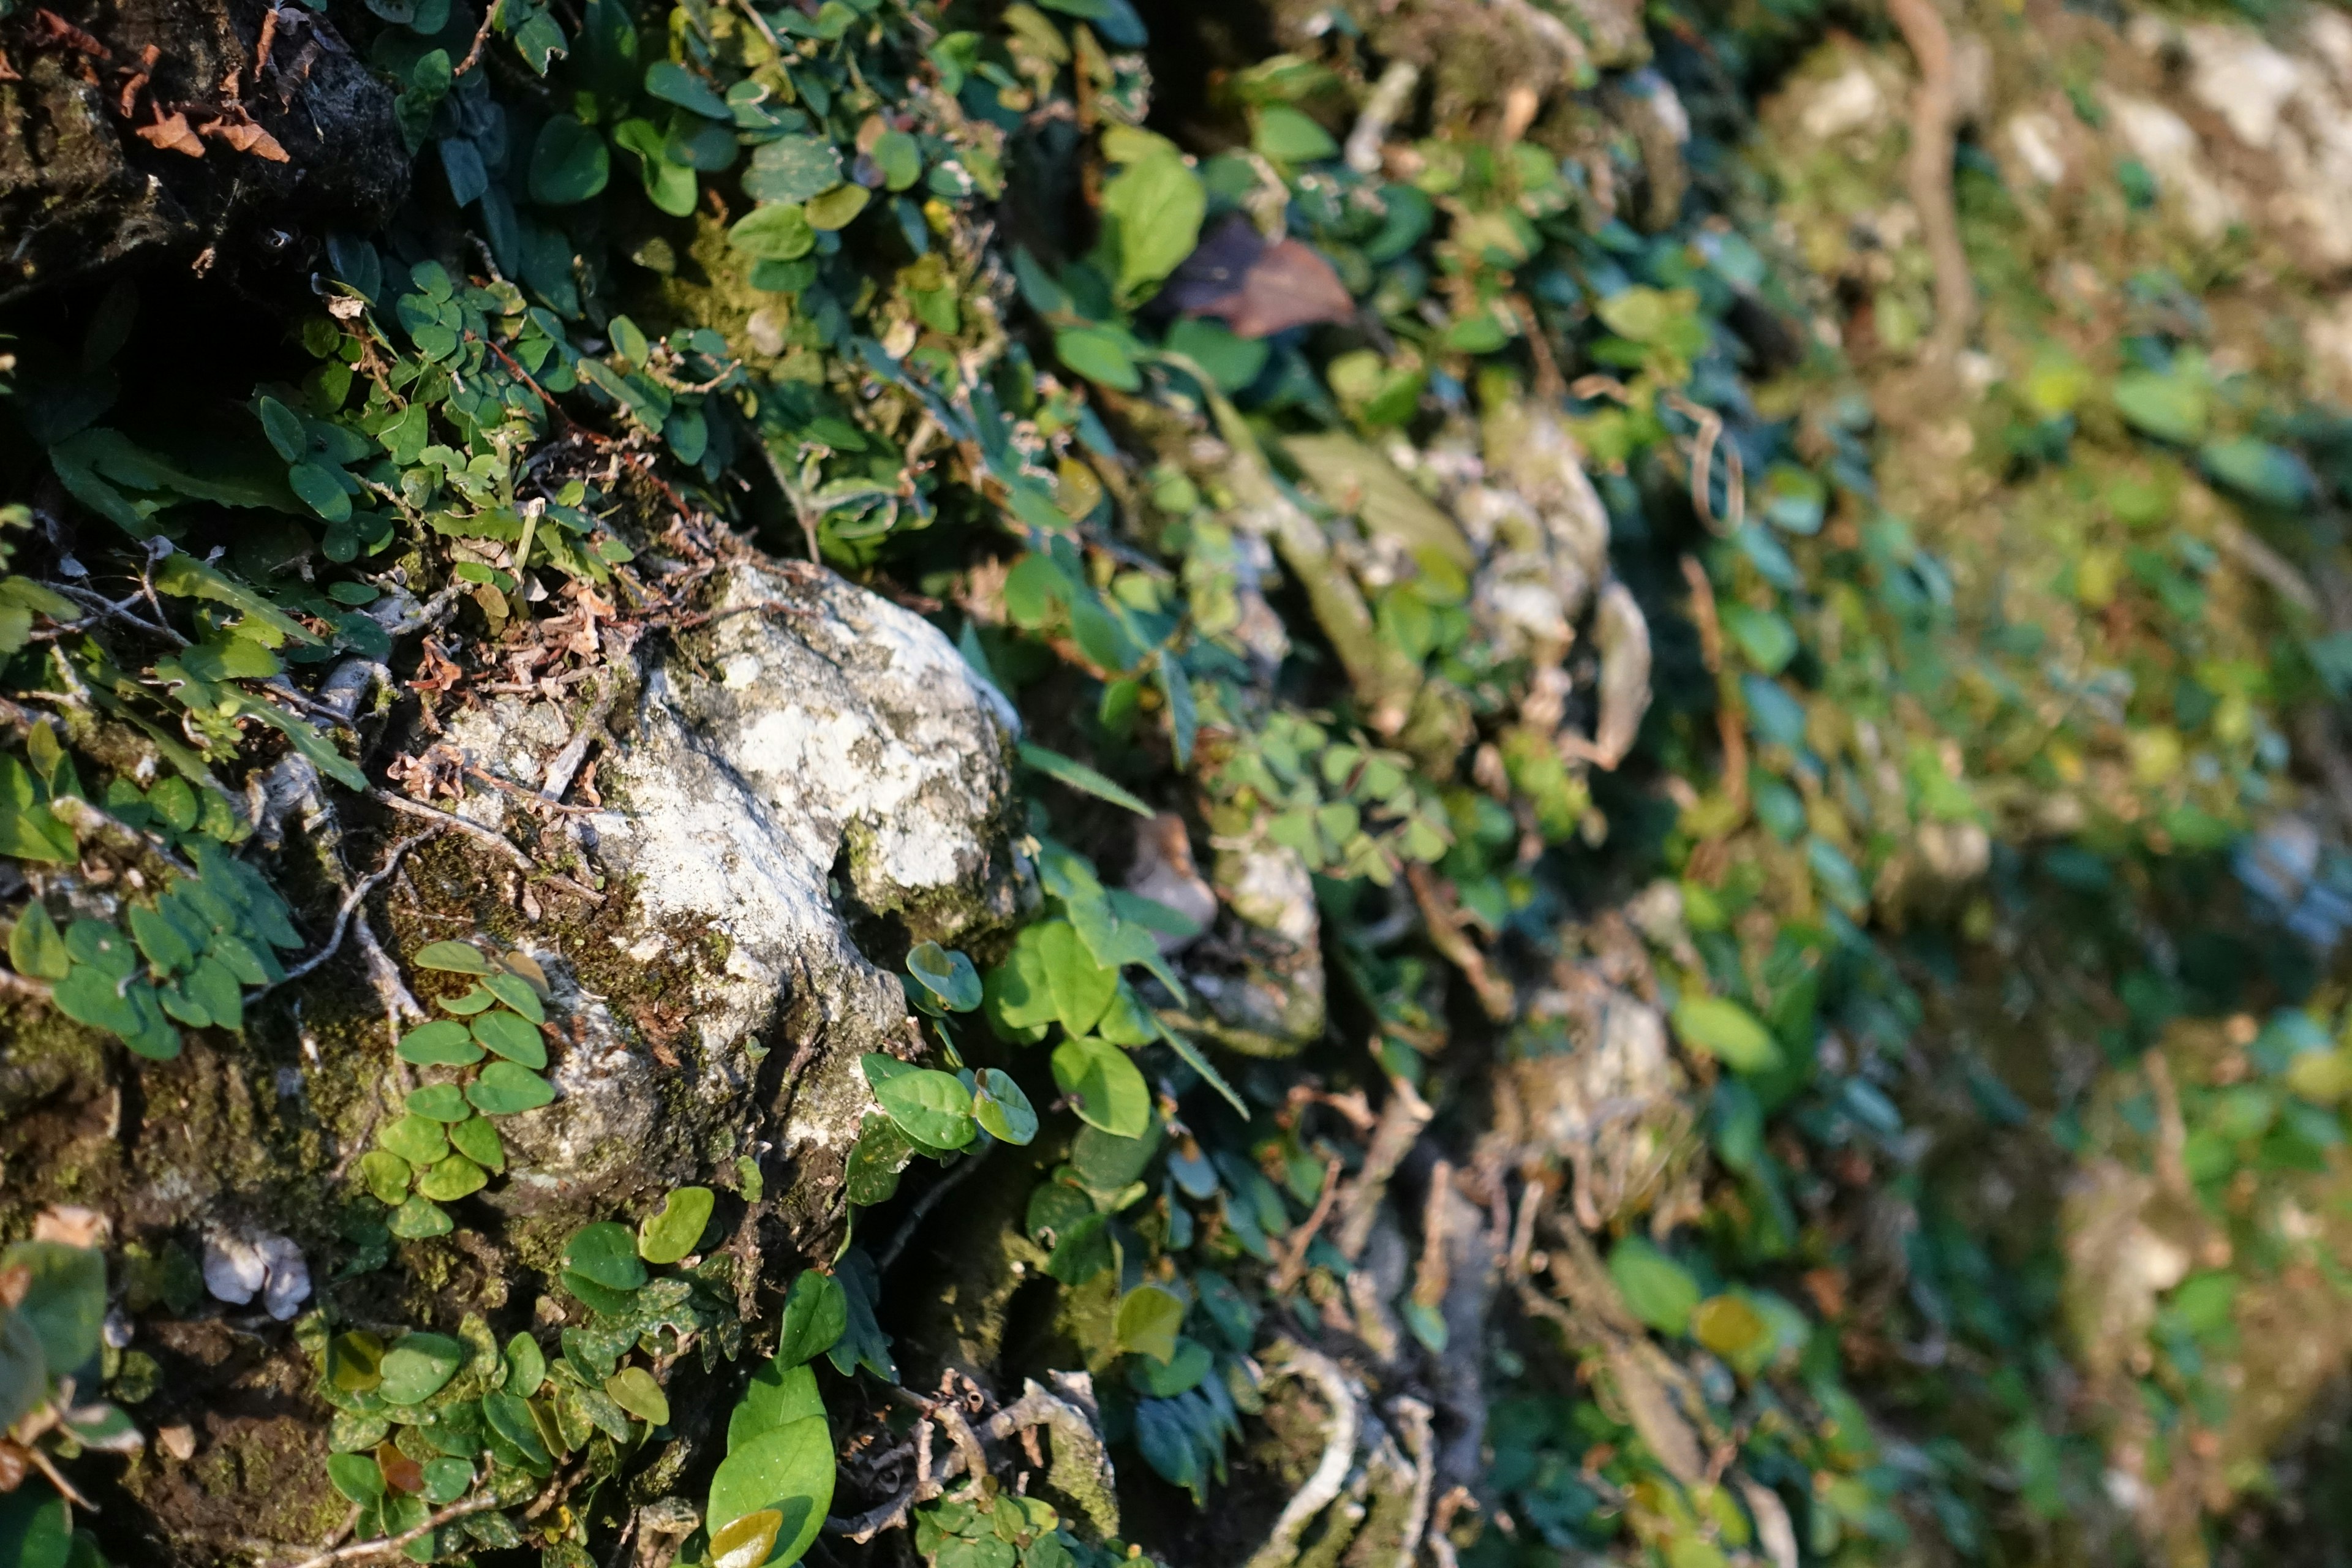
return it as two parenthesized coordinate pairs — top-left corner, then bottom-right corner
(358, 1148), (413, 1205)
(2200, 437), (2312, 508)
(380, 1115), (450, 1166)
(448, 1115), (505, 1172)
(256, 396), (307, 463)
(1017, 743), (1153, 817)
(467, 1061), (555, 1115)
(1036, 921), (1118, 1036)
(982, 925), (1060, 1037)
(1115, 1283), (1184, 1364)
(1098, 154), (1204, 303)
(775, 1270), (848, 1368)
(151, 553), (319, 646)
(416, 1153), (489, 1200)
(481, 971), (546, 1022)
(406, 1083), (472, 1121)
(472, 1009), (547, 1068)
(1252, 104), (1339, 163)
(827, 1246), (897, 1382)
(907, 941), (982, 1011)
(644, 59), (729, 118)
(1156, 649), (1196, 767)
(288, 461), (352, 522)
(505, 1331), (547, 1397)
(972, 1068), (1038, 1145)
(388, 1196), (453, 1238)
(1608, 1238), (1701, 1335)
(870, 1067), (976, 1150)
(1051, 1037), (1152, 1137)
(377, 1332), (466, 1405)
(414, 940), (490, 973)
(707, 1415), (834, 1568)
(728, 1359), (826, 1451)
(398, 1020), (483, 1066)
(605, 1365), (670, 1425)
(9, 901), (68, 981)
(1670, 995), (1781, 1073)
(844, 1112), (916, 1205)
(2112, 370), (2207, 445)
(530, 115), (609, 205)
(805, 183), (870, 231)
(729, 203), (816, 262)
(1054, 327), (1142, 392)
(481, 1389), (552, 1466)
(637, 1186), (714, 1265)
(1152, 1017), (1248, 1118)
(325, 1452), (385, 1504)
(565, 1223), (648, 1292)
(2, 1241), (105, 1376)
(743, 135), (843, 204)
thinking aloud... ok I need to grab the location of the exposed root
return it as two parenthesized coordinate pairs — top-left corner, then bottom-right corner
(1345, 60), (1420, 175)
(1387, 1397), (1438, 1568)
(1245, 1340), (1360, 1568)
(1888, 0), (1973, 366)
(1403, 862), (1515, 1022)
(1335, 1076), (1433, 1262)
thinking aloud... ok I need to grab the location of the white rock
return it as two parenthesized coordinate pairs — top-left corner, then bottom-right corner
(434, 564), (1026, 1224)
(202, 1230), (309, 1320)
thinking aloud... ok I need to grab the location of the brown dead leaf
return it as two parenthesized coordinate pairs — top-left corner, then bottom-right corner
(1159, 215), (1355, 339)
(32, 1205), (107, 1248)
(375, 1441), (425, 1494)
(135, 110), (205, 157)
(202, 117), (289, 162)
(30, 9), (110, 59)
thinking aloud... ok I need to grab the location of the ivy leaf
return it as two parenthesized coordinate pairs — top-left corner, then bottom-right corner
(2, 1241), (105, 1376)
(644, 60), (729, 118)
(972, 1068), (1038, 1145)
(1096, 154), (1204, 304)
(472, 1009), (548, 1068)
(775, 1271), (847, 1368)
(906, 941), (981, 1012)
(376, 1332), (466, 1405)
(1054, 327), (1142, 393)
(481, 971), (545, 1022)
(406, 1084), (472, 1122)
(1608, 1238), (1700, 1335)
(564, 1223), (648, 1292)
(467, 1061), (555, 1115)
(9, 900), (68, 981)
(1670, 995), (1781, 1074)
(398, 1020), (483, 1066)
(707, 1414), (835, 1568)
(637, 1186), (714, 1265)
(1050, 1036), (1151, 1138)
(1017, 743), (1152, 817)
(413, 940), (491, 974)
(870, 1068), (976, 1150)
(2112, 370), (2207, 445)
(1114, 1283), (1185, 1365)
(729, 204), (816, 262)
(729, 1360), (825, 1451)
(824, 1247), (896, 1382)
(805, 183), (870, 231)
(1036, 921), (1117, 1037)
(529, 115), (609, 205)
(605, 1365), (670, 1425)
(743, 135), (843, 204)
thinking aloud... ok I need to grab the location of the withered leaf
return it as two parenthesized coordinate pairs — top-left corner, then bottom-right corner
(1157, 214), (1355, 339)
(136, 111), (206, 157)
(203, 118), (290, 162)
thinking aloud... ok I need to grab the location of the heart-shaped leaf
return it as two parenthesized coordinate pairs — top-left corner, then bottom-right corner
(972, 1068), (1037, 1145)
(467, 1062), (554, 1115)
(413, 940), (490, 974)
(707, 1414), (834, 1568)
(870, 1068), (975, 1150)
(637, 1186), (714, 1265)
(398, 1020), (483, 1066)
(472, 1009), (547, 1068)
(1050, 1036), (1150, 1138)
(564, 1222), (647, 1292)
(775, 1270), (846, 1368)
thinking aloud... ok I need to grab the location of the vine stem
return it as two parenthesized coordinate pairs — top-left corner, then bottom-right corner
(268, 1490), (505, 1568)
(1887, 0), (1973, 366)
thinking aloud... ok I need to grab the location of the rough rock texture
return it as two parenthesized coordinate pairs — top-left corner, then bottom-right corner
(434, 561), (1029, 1243)
(0, 0), (406, 301)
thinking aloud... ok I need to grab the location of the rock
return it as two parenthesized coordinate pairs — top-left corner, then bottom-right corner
(428, 560), (1026, 1239)
(1494, 970), (1697, 1229)
(0, 0), (407, 302)
(1187, 839), (1325, 1057)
